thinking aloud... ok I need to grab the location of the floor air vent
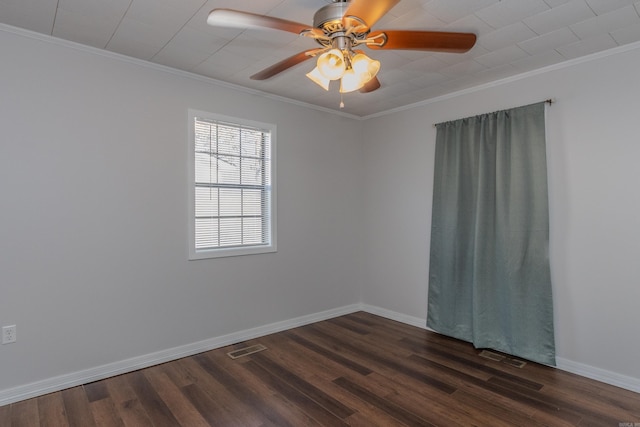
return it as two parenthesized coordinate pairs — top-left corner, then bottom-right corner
(479, 350), (505, 362)
(502, 357), (527, 368)
(227, 344), (267, 359)
(478, 350), (527, 368)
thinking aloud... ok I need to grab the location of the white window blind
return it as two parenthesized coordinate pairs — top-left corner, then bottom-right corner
(189, 111), (276, 259)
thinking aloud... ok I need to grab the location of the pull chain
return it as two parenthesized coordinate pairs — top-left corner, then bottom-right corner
(339, 92), (344, 109)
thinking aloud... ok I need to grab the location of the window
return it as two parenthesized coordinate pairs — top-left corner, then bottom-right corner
(188, 110), (276, 259)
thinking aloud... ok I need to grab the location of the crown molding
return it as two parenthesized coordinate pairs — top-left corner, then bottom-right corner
(3, 23), (640, 121)
(0, 23), (361, 120)
(363, 39), (640, 120)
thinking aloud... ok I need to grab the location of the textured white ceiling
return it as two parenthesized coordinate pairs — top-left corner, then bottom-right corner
(2, 0), (640, 116)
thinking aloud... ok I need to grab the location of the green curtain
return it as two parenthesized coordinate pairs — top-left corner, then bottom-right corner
(427, 102), (555, 366)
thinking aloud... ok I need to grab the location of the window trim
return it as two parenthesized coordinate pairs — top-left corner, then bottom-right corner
(188, 109), (277, 260)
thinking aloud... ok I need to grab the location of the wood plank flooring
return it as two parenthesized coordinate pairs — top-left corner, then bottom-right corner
(2, 312), (639, 426)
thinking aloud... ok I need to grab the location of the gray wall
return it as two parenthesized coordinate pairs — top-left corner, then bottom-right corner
(2, 25), (640, 398)
(0, 28), (364, 391)
(361, 45), (640, 384)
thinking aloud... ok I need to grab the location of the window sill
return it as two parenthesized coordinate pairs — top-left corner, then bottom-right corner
(188, 244), (277, 260)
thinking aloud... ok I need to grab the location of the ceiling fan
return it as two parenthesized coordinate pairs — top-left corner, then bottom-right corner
(207, 0), (476, 95)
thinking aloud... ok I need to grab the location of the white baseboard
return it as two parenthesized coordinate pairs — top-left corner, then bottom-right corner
(359, 304), (640, 394)
(2, 303), (638, 406)
(360, 303), (429, 329)
(555, 357), (640, 393)
(0, 304), (362, 406)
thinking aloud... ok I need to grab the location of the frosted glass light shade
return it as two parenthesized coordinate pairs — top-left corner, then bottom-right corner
(351, 53), (380, 81)
(317, 49), (346, 80)
(306, 67), (330, 91)
(339, 68), (363, 93)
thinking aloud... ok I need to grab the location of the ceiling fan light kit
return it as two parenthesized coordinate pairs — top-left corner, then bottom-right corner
(309, 44), (380, 93)
(207, 0), (476, 102)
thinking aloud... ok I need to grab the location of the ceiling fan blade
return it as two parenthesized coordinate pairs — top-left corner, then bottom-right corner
(251, 49), (324, 80)
(343, 0), (400, 31)
(207, 9), (323, 37)
(368, 30), (476, 53)
(360, 76), (381, 93)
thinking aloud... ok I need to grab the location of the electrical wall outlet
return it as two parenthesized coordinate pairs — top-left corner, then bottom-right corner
(2, 325), (17, 344)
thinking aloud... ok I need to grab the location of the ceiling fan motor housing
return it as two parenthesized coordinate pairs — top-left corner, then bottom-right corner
(313, 2), (348, 33)
(313, 1), (369, 51)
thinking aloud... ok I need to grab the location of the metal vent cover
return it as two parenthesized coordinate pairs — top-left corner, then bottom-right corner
(479, 350), (505, 362)
(479, 350), (527, 368)
(227, 344), (267, 359)
(502, 357), (527, 368)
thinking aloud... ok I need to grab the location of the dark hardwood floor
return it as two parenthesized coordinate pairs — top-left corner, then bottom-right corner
(2, 312), (639, 426)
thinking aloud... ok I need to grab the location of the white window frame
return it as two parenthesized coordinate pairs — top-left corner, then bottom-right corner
(188, 109), (277, 260)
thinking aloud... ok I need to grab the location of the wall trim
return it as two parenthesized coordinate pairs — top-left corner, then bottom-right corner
(3, 23), (640, 122)
(0, 304), (362, 407)
(555, 357), (640, 394)
(361, 39), (640, 120)
(359, 304), (640, 394)
(0, 23), (361, 121)
(360, 303), (429, 330)
(2, 303), (638, 406)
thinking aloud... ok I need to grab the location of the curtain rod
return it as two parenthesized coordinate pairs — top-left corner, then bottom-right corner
(433, 99), (554, 128)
